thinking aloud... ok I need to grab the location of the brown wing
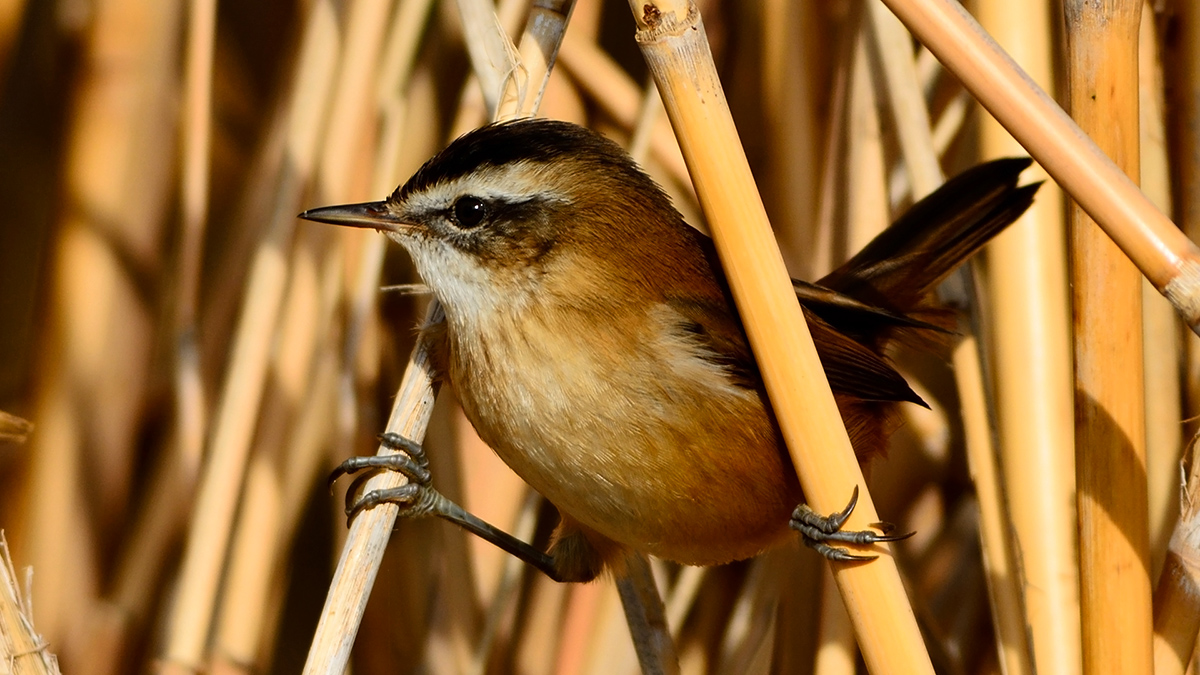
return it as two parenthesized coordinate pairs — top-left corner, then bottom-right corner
(666, 297), (924, 406)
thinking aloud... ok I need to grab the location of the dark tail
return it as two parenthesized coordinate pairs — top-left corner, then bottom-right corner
(797, 157), (1040, 347)
(793, 158), (1039, 422)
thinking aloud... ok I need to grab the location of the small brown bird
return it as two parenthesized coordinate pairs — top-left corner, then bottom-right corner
(301, 118), (1037, 582)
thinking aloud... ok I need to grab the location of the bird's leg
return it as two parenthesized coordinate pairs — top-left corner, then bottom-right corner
(331, 432), (576, 582)
(789, 486), (914, 562)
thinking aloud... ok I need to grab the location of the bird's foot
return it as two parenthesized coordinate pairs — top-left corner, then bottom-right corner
(789, 486), (914, 562)
(329, 432), (442, 522)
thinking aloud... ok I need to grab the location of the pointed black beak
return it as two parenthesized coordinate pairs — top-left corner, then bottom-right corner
(298, 201), (402, 231)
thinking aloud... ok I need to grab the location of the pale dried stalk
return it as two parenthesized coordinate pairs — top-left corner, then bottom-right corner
(814, 567), (856, 675)
(211, 458), (283, 674)
(303, 2), (581, 671)
(630, 2), (932, 672)
(759, 0), (818, 276)
(515, 0), (575, 116)
(111, 442), (196, 626)
(557, 34), (690, 186)
(31, 0), (181, 655)
(662, 565), (704, 638)
(959, 331), (1032, 675)
(811, 7), (859, 278)
(885, 90), (971, 208)
(339, 0), (437, 452)
(270, 24), (399, 668)
(1064, 1), (1152, 672)
(871, 6), (1024, 671)
(0, 534), (61, 674)
(880, 0), (1200, 335)
(213, 225), (344, 669)
(716, 558), (783, 673)
(867, 3), (939, 196)
(868, 5), (987, 402)
(301, 304), (442, 674)
(1138, 3), (1183, 582)
(844, 22), (886, 257)
(480, 492), (557, 675)
(621, 78), (657, 163)
(975, 0), (1078, 673)
(458, 0), (523, 116)
(161, 2), (341, 670)
(108, 72), (293, 648)
(175, 0), (216, 497)
(316, 0), (394, 203)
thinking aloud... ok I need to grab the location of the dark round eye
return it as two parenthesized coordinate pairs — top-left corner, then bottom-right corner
(453, 196), (486, 228)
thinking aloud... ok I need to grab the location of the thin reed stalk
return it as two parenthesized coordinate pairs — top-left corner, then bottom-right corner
(758, 0), (818, 277)
(302, 2), (591, 671)
(975, 0), (1079, 673)
(160, 3), (341, 670)
(1138, 1), (1184, 583)
(880, 0), (1200, 335)
(25, 0), (182, 664)
(0, 533), (60, 675)
(8, 0), (1200, 672)
(843, 18), (886, 258)
(871, 4), (1015, 670)
(174, 0), (216, 510)
(813, 567), (855, 675)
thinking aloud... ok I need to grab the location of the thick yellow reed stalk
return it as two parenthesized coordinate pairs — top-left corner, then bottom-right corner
(629, 2), (932, 673)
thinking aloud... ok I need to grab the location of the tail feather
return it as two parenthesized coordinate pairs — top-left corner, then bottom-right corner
(799, 158), (1039, 349)
(820, 157), (1036, 310)
(797, 157), (1038, 459)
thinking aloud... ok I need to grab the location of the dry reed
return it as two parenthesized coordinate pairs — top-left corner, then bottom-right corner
(976, 0), (1078, 672)
(1, 0), (1196, 673)
(1064, 2), (1153, 672)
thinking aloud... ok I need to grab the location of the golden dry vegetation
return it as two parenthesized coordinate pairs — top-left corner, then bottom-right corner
(0, 0), (1197, 673)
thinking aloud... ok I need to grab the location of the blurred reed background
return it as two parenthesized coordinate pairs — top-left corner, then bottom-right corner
(0, 0), (1195, 673)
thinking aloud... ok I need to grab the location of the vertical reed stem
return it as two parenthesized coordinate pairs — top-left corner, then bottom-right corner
(976, 0), (1079, 672)
(1064, 2), (1152, 672)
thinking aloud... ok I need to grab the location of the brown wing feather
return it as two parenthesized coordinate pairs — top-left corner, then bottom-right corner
(674, 157), (1037, 457)
(666, 296), (924, 406)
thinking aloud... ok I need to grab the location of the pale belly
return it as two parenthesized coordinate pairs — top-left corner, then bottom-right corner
(447, 324), (802, 566)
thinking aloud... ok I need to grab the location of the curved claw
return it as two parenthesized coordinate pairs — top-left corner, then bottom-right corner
(344, 471), (372, 514)
(790, 486), (915, 561)
(867, 527), (915, 544)
(328, 462), (350, 493)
